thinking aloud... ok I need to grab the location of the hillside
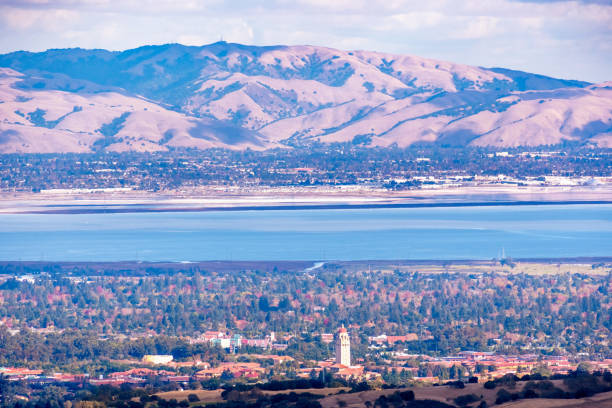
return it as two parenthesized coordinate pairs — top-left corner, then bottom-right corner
(0, 42), (610, 153)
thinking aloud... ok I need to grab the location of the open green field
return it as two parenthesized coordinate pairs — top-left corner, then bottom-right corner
(334, 259), (611, 276)
(154, 387), (350, 404)
(154, 380), (612, 408)
(320, 379), (612, 408)
(496, 390), (612, 407)
(154, 389), (223, 403)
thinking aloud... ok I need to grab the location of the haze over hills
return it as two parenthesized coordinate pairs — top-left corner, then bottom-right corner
(0, 42), (610, 153)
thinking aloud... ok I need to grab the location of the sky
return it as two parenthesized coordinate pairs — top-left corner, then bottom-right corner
(0, 0), (610, 82)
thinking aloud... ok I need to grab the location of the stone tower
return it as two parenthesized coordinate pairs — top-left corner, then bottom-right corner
(335, 326), (351, 367)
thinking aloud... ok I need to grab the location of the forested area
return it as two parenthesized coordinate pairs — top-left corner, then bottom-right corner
(0, 263), (610, 367)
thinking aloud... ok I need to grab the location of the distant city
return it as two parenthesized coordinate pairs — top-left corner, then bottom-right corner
(1, 146), (609, 193)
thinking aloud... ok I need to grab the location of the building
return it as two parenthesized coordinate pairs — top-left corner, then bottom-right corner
(335, 326), (351, 367)
(195, 362), (265, 380)
(368, 333), (419, 345)
(142, 355), (174, 365)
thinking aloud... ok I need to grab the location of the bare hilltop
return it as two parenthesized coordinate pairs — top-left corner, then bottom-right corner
(0, 42), (610, 153)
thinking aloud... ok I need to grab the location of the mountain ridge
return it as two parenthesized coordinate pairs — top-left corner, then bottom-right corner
(0, 42), (610, 153)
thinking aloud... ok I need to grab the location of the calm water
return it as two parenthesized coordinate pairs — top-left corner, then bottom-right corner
(0, 204), (610, 261)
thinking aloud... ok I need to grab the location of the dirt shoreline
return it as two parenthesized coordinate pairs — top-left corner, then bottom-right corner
(0, 184), (610, 214)
(0, 258), (610, 272)
(2, 199), (611, 215)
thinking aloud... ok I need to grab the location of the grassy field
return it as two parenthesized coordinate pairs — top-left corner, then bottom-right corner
(319, 383), (498, 408)
(155, 383), (612, 407)
(261, 387), (350, 396)
(320, 380), (612, 408)
(155, 387), (349, 404)
(154, 389), (223, 403)
(335, 260), (611, 276)
(1, 259), (609, 277)
(497, 390), (612, 407)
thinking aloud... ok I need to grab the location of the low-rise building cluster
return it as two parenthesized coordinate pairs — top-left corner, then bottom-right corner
(191, 331), (289, 351)
(2, 328), (611, 388)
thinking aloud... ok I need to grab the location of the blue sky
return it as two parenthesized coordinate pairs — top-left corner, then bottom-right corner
(0, 0), (610, 82)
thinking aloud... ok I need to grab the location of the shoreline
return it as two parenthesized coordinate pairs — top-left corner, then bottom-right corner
(1, 257), (610, 267)
(1, 198), (611, 215)
(1, 184), (610, 214)
(0, 258), (610, 277)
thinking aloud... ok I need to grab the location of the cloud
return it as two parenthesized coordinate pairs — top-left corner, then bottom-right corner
(1, 7), (79, 31)
(388, 12), (445, 30)
(513, 0), (611, 4)
(0, 0), (609, 82)
(454, 16), (501, 39)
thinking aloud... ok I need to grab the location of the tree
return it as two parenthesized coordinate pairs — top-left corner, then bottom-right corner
(258, 296), (270, 312)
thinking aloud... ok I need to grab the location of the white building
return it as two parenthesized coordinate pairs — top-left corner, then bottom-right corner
(335, 326), (351, 367)
(142, 355), (173, 365)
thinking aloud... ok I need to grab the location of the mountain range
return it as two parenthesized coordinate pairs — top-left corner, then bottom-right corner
(0, 42), (610, 153)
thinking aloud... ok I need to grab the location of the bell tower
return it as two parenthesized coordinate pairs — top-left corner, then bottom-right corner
(335, 326), (351, 367)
